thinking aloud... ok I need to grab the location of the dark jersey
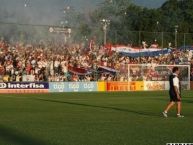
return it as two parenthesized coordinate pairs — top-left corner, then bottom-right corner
(169, 74), (181, 102)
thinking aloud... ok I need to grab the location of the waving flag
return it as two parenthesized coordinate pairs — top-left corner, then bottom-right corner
(108, 45), (171, 57)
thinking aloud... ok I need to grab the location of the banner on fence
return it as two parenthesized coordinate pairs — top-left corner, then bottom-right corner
(0, 81), (190, 93)
(0, 82), (49, 93)
(144, 81), (165, 91)
(107, 82), (129, 91)
(106, 81), (144, 91)
(49, 82), (98, 92)
(130, 81), (144, 91)
(0, 82), (49, 89)
(97, 82), (106, 92)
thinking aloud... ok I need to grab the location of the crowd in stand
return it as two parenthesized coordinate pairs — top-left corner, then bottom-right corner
(0, 38), (193, 82)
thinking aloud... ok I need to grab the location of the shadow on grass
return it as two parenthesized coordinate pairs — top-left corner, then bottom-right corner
(0, 125), (51, 145)
(35, 98), (161, 118)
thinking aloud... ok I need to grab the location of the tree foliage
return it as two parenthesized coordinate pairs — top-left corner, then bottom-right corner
(85, 0), (193, 46)
(0, 0), (193, 46)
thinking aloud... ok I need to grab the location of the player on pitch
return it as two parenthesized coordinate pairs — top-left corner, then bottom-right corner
(162, 67), (184, 118)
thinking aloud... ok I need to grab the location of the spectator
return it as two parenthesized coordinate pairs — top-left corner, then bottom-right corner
(0, 39), (192, 82)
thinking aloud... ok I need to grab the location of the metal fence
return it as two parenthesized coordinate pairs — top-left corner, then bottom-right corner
(110, 30), (193, 48)
(0, 23), (193, 47)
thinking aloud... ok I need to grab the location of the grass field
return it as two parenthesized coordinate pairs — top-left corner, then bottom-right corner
(0, 91), (193, 145)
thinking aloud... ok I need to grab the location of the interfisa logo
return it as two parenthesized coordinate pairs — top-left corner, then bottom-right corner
(167, 143), (193, 145)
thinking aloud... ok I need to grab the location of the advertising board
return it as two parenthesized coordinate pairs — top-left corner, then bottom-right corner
(49, 82), (98, 92)
(107, 82), (129, 92)
(0, 82), (49, 93)
(144, 81), (165, 91)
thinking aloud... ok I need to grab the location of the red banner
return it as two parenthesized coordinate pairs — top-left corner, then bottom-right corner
(107, 82), (129, 92)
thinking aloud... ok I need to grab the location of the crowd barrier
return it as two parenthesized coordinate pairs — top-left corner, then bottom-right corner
(0, 81), (192, 93)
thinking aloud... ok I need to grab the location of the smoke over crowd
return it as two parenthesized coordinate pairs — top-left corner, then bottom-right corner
(0, 0), (102, 43)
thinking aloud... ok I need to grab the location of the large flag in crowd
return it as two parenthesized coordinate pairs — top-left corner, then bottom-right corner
(106, 45), (171, 57)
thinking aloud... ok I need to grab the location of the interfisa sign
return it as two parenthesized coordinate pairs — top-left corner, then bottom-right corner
(167, 143), (193, 145)
(0, 82), (49, 93)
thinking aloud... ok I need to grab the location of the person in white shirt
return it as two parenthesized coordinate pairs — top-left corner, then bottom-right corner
(162, 67), (184, 118)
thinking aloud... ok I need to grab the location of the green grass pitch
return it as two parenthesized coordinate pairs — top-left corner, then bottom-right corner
(0, 91), (193, 145)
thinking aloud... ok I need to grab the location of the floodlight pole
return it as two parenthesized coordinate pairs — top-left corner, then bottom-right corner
(101, 19), (110, 45)
(174, 25), (178, 49)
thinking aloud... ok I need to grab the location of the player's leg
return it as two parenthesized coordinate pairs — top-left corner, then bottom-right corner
(176, 101), (184, 117)
(164, 101), (175, 112)
(162, 101), (175, 117)
(177, 101), (181, 114)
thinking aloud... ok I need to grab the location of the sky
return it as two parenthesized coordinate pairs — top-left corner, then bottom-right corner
(0, 0), (166, 25)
